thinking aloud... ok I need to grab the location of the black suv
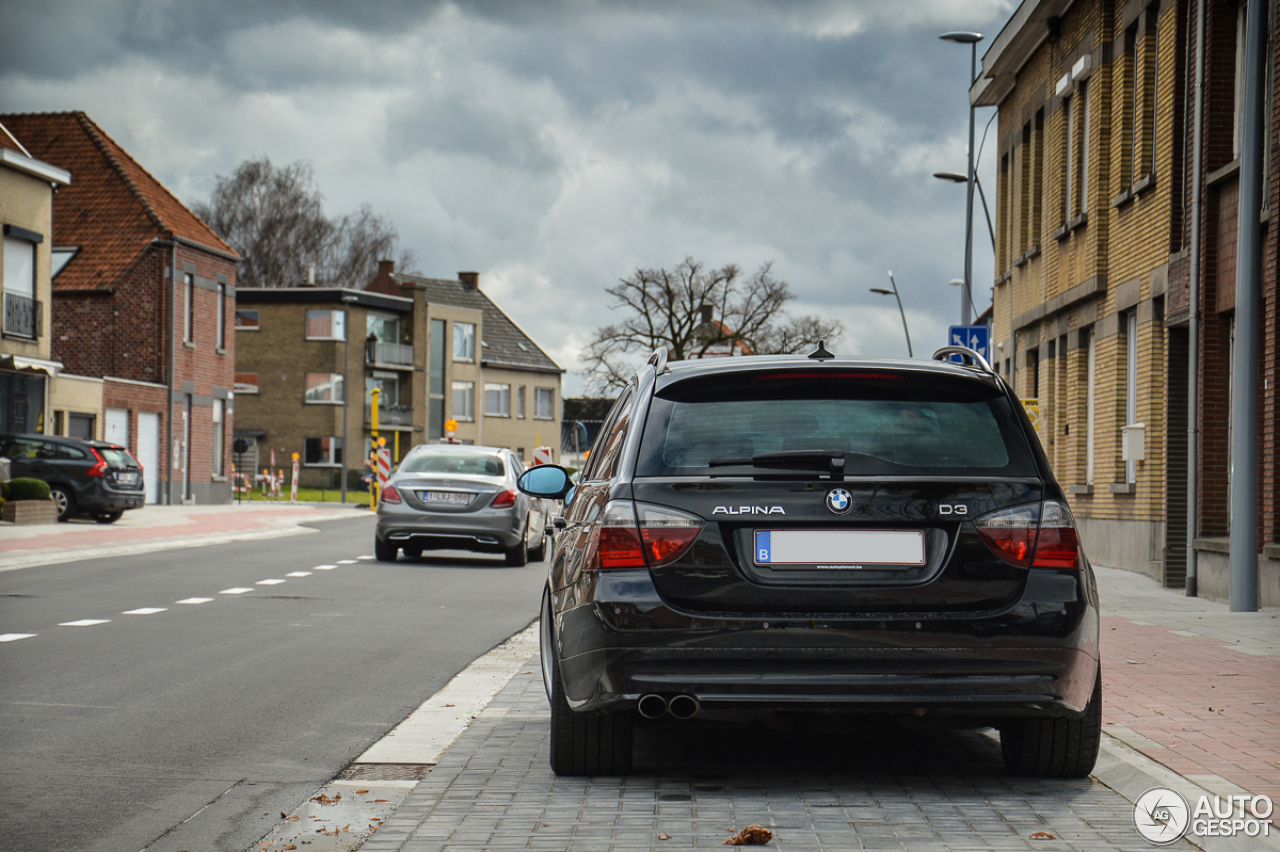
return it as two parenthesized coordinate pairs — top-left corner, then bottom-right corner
(518, 346), (1101, 778)
(1, 433), (145, 522)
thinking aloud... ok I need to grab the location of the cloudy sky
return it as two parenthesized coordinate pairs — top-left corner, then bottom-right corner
(3, 0), (1011, 395)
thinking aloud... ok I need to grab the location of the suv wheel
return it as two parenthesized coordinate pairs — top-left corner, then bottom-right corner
(374, 536), (398, 562)
(1000, 668), (1102, 778)
(548, 624), (633, 777)
(50, 485), (75, 522)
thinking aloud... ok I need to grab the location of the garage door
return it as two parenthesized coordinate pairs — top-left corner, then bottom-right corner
(105, 408), (129, 446)
(137, 412), (160, 504)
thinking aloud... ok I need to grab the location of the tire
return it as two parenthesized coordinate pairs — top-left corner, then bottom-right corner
(50, 486), (75, 522)
(403, 545), (423, 559)
(505, 524), (529, 567)
(94, 511), (124, 524)
(529, 526), (548, 562)
(374, 536), (399, 562)
(1000, 668), (1102, 778)
(547, 603), (633, 776)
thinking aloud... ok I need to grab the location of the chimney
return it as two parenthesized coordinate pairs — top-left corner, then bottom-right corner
(459, 271), (479, 290)
(366, 259), (397, 295)
(700, 304), (714, 324)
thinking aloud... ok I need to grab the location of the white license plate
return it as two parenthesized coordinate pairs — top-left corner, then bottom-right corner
(422, 491), (470, 505)
(116, 472), (139, 484)
(754, 529), (925, 568)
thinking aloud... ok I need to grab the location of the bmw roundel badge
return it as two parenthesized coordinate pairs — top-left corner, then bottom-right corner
(826, 487), (853, 515)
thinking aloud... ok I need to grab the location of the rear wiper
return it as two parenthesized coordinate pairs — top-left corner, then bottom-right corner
(709, 449), (846, 480)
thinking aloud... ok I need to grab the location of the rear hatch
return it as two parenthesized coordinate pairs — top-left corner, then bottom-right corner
(98, 445), (144, 492)
(631, 365), (1043, 615)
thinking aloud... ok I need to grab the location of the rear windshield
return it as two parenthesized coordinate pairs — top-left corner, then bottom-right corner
(99, 447), (138, 469)
(400, 452), (505, 477)
(636, 370), (1038, 478)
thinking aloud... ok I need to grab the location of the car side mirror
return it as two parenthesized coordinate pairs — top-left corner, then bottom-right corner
(518, 464), (573, 499)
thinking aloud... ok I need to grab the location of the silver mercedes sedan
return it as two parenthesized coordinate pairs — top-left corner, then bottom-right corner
(374, 444), (549, 565)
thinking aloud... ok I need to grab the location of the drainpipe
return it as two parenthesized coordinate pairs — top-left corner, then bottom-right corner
(151, 239), (180, 506)
(1185, 0), (1206, 597)
(1228, 0), (1264, 612)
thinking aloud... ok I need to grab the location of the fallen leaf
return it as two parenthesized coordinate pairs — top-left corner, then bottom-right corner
(724, 824), (773, 846)
(355, 788), (369, 794)
(287, 815), (301, 822)
(373, 799), (390, 803)
(285, 846), (297, 851)
(1031, 832), (1056, 840)
(445, 703), (455, 707)
(659, 832), (672, 840)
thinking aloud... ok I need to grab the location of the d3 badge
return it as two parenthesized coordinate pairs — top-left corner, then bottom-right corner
(826, 487), (853, 515)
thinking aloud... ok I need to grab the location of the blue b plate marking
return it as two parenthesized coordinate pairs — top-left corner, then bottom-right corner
(755, 530), (771, 564)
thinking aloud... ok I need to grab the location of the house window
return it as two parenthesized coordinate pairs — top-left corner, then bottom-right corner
(453, 322), (475, 361)
(534, 387), (555, 420)
(234, 373), (259, 394)
(304, 372), (344, 404)
(452, 381), (475, 421)
(485, 383), (511, 417)
(69, 412), (95, 440)
(1124, 312), (1139, 484)
(1078, 80), (1091, 211)
(1085, 330), (1096, 486)
(235, 309), (260, 329)
(184, 273), (194, 344)
(1062, 93), (1074, 221)
(1031, 109), (1044, 244)
(304, 436), (343, 466)
(429, 318), (446, 438)
(3, 234), (37, 338)
(1234, 1), (1249, 159)
(212, 399), (224, 477)
(216, 283), (226, 350)
(305, 309), (346, 340)
(517, 385), (526, 418)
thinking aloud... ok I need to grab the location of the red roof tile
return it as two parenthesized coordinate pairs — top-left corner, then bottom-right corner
(0, 111), (237, 291)
(0, 122), (30, 155)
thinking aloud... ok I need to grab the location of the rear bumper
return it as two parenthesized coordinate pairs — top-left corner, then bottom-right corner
(79, 482), (145, 514)
(376, 511), (523, 553)
(553, 568), (1100, 720)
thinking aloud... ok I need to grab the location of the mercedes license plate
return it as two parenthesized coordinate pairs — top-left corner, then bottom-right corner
(423, 491), (470, 505)
(754, 529), (924, 568)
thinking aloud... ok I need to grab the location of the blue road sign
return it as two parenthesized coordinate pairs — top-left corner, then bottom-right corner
(947, 325), (990, 363)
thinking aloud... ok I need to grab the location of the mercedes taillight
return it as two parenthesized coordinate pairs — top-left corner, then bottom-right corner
(974, 500), (1082, 569)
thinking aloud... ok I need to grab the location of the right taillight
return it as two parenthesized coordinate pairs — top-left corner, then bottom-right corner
(974, 500), (1081, 569)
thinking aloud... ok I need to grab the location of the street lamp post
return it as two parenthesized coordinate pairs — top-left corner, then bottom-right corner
(934, 171), (995, 250)
(871, 271), (913, 357)
(940, 30), (984, 326)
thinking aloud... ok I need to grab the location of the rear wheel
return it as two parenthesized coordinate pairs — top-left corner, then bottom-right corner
(403, 545), (423, 558)
(548, 617), (633, 776)
(529, 526), (548, 561)
(505, 524), (529, 566)
(374, 536), (398, 562)
(1000, 668), (1102, 778)
(94, 511), (124, 524)
(50, 486), (75, 522)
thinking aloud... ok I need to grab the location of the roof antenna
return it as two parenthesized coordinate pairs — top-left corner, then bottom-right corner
(808, 340), (835, 362)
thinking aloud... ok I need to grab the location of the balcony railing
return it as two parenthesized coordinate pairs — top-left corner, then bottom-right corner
(366, 340), (414, 368)
(365, 403), (414, 428)
(3, 292), (41, 339)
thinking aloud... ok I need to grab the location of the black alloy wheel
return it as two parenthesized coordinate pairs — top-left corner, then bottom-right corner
(49, 485), (75, 522)
(1000, 668), (1102, 778)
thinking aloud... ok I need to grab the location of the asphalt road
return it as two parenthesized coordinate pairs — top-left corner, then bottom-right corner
(0, 515), (547, 852)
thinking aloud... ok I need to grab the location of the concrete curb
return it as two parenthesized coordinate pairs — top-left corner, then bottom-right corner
(1094, 731), (1280, 852)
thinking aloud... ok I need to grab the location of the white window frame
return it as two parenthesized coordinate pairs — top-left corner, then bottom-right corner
(305, 309), (346, 341)
(212, 399), (224, 477)
(484, 383), (511, 417)
(1125, 312), (1138, 483)
(304, 372), (345, 404)
(534, 387), (555, 420)
(452, 381), (475, 421)
(235, 309), (260, 330)
(304, 436), (343, 467)
(453, 322), (476, 362)
(517, 385), (526, 418)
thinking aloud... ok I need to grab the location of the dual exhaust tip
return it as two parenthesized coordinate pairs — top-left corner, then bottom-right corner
(637, 693), (700, 720)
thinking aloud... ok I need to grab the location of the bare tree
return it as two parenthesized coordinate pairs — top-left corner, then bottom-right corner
(581, 258), (843, 394)
(192, 157), (413, 289)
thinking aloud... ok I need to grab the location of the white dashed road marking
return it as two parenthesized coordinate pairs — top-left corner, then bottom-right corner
(219, 588), (255, 595)
(123, 608), (167, 615)
(356, 555), (375, 560)
(0, 633), (36, 642)
(314, 565), (337, 570)
(256, 579), (286, 586)
(336, 560), (357, 564)
(60, 619), (110, 627)
(286, 571), (312, 577)
(176, 597), (213, 605)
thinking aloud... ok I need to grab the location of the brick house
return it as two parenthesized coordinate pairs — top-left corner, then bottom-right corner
(1, 112), (240, 504)
(234, 265), (562, 490)
(972, 0), (1278, 604)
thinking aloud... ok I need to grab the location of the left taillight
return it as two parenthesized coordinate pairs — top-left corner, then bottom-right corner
(490, 489), (517, 509)
(638, 503), (703, 567)
(86, 447), (108, 477)
(381, 485), (403, 504)
(974, 500), (1081, 569)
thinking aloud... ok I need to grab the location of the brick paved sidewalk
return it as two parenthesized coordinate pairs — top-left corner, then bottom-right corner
(1094, 566), (1280, 807)
(0, 502), (369, 570)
